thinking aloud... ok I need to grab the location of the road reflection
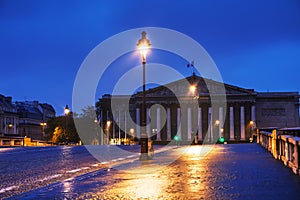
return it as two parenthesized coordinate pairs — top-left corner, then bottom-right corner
(88, 145), (214, 199)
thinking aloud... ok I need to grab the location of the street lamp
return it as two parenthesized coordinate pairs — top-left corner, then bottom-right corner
(64, 105), (70, 144)
(250, 120), (257, 142)
(137, 31), (151, 160)
(40, 122), (47, 140)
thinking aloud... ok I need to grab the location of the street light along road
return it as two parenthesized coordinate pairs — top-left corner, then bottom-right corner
(137, 31), (151, 160)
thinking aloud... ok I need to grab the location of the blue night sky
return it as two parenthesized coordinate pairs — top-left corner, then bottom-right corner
(1, 0), (300, 115)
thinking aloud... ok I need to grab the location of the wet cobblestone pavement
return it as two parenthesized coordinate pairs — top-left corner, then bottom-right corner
(5, 144), (300, 200)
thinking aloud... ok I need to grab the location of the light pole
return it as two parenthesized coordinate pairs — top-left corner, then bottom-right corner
(137, 31), (151, 160)
(64, 105), (70, 144)
(40, 122), (47, 140)
(250, 120), (257, 142)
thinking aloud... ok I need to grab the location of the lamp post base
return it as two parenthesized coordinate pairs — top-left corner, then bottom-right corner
(140, 138), (149, 161)
(139, 153), (150, 161)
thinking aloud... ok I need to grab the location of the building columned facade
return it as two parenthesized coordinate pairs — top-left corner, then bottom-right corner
(0, 94), (56, 140)
(96, 75), (300, 143)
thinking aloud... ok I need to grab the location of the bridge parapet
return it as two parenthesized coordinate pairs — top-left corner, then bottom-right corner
(258, 130), (300, 175)
(0, 137), (52, 147)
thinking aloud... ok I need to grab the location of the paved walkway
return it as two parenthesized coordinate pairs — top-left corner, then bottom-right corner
(6, 144), (300, 200)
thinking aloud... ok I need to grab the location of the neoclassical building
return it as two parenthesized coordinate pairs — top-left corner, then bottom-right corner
(96, 75), (300, 143)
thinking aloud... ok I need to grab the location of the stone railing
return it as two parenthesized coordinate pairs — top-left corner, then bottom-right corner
(258, 130), (300, 175)
(0, 136), (52, 147)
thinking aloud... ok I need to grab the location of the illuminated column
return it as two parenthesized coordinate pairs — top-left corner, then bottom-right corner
(4, 117), (6, 134)
(167, 107), (171, 141)
(13, 117), (17, 134)
(208, 107), (212, 142)
(240, 106), (245, 140)
(177, 107), (181, 140)
(136, 108), (140, 139)
(118, 110), (121, 141)
(219, 107), (223, 137)
(187, 107), (192, 141)
(197, 107), (202, 141)
(146, 108), (150, 138)
(251, 105), (256, 122)
(124, 111), (127, 140)
(230, 106), (234, 141)
(156, 107), (161, 141)
(113, 111), (115, 139)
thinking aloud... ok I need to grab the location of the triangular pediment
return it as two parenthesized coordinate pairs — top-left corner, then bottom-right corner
(135, 75), (256, 97)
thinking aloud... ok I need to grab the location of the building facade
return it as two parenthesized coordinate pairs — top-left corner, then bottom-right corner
(96, 75), (300, 143)
(0, 94), (56, 140)
(16, 101), (56, 140)
(0, 95), (19, 136)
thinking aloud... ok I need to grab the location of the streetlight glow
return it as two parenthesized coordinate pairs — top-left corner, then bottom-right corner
(64, 105), (70, 115)
(137, 31), (151, 63)
(189, 84), (197, 94)
(106, 120), (111, 127)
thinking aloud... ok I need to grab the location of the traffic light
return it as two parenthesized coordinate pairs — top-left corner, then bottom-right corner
(218, 136), (225, 144)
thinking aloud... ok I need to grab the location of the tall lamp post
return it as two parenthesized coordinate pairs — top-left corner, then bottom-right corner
(64, 105), (70, 144)
(137, 31), (151, 160)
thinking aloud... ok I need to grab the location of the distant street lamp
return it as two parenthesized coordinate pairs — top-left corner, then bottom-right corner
(137, 31), (151, 160)
(64, 105), (70, 144)
(40, 122), (47, 140)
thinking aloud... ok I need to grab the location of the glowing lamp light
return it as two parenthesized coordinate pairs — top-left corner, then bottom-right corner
(137, 31), (151, 63)
(64, 105), (70, 115)
(189, 84), (197, 94)
(106, 121), (111, 127)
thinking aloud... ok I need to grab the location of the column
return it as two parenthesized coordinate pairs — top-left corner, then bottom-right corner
(13, 117), (17, 134)
(124, 111), (127, 140)
(230, 106), (234, 141)
(240, 106), (245, 140)
(251, 105), (256, 122)
(147, 108), (150, 138)
(177, 107), (181, 140)
(156, 107), (161, 141)
(187, 107), (192, 141)
(219, 107), (223, 137)
(136, 108), (140, 139)
(197, 107), (202, 141)
(167, 107), (171, 141)
(208, 107), (212, 142)
(118, 111), (121, 141)
(4, 117), (6, 134)
(112, 112), (115, 139)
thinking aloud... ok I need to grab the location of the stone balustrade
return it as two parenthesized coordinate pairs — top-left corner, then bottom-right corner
(0, 136), (52, 147)
(258, 130), (300, 175)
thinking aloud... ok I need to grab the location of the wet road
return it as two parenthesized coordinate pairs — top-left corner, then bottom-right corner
(2, 144), (300, 199)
